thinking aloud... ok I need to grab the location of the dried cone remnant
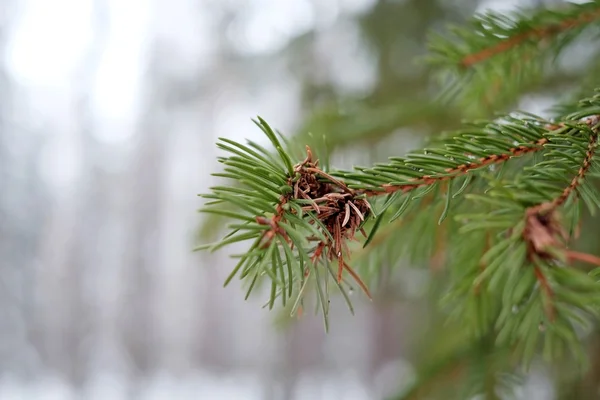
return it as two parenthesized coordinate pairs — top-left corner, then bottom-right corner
(523, 208), (568, 262)
(524, 207), (600, 268)
(296, 147), (372, 298)
(259, 146), (372, 299)
(523, 207), (600, 267)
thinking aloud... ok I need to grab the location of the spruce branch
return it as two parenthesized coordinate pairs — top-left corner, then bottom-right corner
(197, 87), (600, 369)
(198, 91), (600, 337)
(519, 116), (600, 322)
(427, 1), (600, 112)
(522, 115), (600, 264)
(359, 136), (548, 196)
(459, 6), (600, 68)
(528, 116), (599, 213)
(192, 3), (600, 397)
(449, 113), (600, 364)
(197, 0), (600, 362)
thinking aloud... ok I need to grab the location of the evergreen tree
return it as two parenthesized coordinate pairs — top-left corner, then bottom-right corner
(198, 1), (600, 398)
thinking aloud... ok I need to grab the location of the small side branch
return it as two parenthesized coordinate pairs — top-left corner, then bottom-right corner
(461, 7), (600, 67)
(545, 126), (597, 212)
(367, 138), (548, 196)
(522, 116), (600, 319)
(528, 116), (599, 216)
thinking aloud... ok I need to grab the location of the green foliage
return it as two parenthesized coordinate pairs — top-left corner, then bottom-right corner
(427, 1), (600, 115)
(197, 0), (600, 390)
(198, 117), (363, 329)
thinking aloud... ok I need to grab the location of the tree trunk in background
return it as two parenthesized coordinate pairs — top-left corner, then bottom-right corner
(0, 0), (48, 379)
(60, 0), (109, 386)
(118, 54), (167, 379)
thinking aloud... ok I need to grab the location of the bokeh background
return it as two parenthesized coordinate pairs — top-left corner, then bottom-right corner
(0, 0), (585, 398)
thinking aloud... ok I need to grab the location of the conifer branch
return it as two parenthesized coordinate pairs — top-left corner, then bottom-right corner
(520, 116), (600, 322)
(198, 97), (600, 370)
(438, 113), (600, 363)
(523, 115), (599, 261)
(363, 137), (548, 196)
(428, 2), (600, 112)
(529, 116), (599, 212)
(460, 7), (600, 68)
(198, 106), (597, 321)
(198, 0), (600, 365)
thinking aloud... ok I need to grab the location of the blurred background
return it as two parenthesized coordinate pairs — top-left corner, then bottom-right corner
(0, 0), (589, 398)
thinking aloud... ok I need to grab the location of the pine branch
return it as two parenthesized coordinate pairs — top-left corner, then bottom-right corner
(198, 90), (600, 359)
(427, 1), (600, 113)
(359, 136), (548, 196)
(459, 6), (600, 68)
(197, 0), (600, 364)
(528, 116), (599, 213)
(453, 113), (600, 364)
(519, 116), (600, 322)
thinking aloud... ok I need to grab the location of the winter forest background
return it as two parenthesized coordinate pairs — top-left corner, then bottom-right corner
(0, 0), (577, 398)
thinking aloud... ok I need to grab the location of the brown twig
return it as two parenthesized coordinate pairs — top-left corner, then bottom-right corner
(567, 250), (600, 267)
(257, 197), (291, 248)
(526, 116), (599, 225)
(365, 137), (548, 196)
(461, 7), (600, 67)
(534, 120), (598, 215)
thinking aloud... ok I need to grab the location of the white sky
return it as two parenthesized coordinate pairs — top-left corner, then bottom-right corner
(7, 0), (150, 142)
(3, 0), (379, 191)
(6, 0), (151, 191)
(7, 0), (95, 86)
